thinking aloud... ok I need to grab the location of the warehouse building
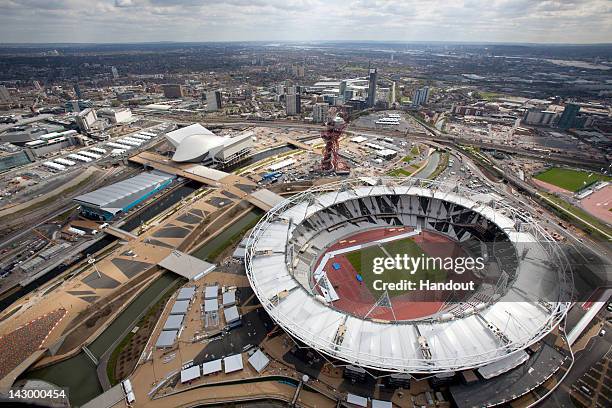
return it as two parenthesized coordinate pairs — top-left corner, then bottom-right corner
(73, 171), (175, 220)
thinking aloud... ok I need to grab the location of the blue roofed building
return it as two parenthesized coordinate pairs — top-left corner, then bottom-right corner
(73, 170), (175, 220)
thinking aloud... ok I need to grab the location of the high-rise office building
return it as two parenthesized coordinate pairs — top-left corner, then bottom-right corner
(390, 82), (396, 104)
(162, 84), (184, 98)
(0, 85), (12, 103)
(557, 103), (580, 129)
(111, 66), (119, 79)
(286, 93), (301, 116)
(367, 68), (377, 108)
(312, 102), (329, 123)
(206, 90), (222, 112)
(412, 86), (429, 106)
(339, 81), (347, 97)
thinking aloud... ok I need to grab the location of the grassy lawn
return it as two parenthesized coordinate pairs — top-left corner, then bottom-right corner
(401, 155), (413, 163)
(535, 168), (611, 193)
(410, 145), (420, 156)
(538, 192), (612, 239)
(344, 238), (445, 297)
(478, 91), (504, 101)
(387, 168), (413, 177)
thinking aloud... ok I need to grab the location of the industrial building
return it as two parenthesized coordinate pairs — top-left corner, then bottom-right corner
(73, 171), (175, 220)
(164, 123), (253, 167)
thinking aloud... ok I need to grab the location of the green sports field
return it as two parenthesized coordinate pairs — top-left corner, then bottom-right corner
(344, 237), (445, 297)
(535, 167), (611, 193)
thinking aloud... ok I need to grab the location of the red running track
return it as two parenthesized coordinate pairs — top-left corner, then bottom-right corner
(315, 227), (474, 321)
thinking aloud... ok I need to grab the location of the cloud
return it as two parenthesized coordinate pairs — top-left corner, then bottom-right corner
(0, 0), (609, 43)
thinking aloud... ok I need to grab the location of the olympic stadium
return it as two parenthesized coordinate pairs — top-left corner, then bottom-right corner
(245, 177), (572, 375)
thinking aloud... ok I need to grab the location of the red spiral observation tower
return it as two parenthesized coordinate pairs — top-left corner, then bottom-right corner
(320, 107), (350, 174)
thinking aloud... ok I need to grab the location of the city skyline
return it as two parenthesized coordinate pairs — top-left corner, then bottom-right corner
(0, 0), (611, 44)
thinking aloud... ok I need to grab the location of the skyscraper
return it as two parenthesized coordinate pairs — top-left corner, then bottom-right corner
(367, 68), (377, 108)
(286, 94), (301, 116)
(412, 86), (429, 106)
(206, 90), (222, 112)
(312, 102), (329, 123)
(557, 103), (580, 129)
(111, 66), (119, 79)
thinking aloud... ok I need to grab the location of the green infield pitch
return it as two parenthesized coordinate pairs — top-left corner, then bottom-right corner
(535, 167), (611, 193)
(344, 237), (445, 296)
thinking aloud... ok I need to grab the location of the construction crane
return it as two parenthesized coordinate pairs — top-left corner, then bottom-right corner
(320, 107), (350, 174)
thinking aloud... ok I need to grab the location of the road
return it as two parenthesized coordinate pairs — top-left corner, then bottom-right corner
(542, 321), (611, 407)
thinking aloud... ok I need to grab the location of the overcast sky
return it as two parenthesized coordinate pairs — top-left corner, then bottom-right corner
(0, 0), (610, 44)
